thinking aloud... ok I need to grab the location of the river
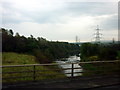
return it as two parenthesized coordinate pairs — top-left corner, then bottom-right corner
(55, 55), (83, 77)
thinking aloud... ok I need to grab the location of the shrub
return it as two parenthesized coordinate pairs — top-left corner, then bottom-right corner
(87, 56), (99, 61)
(116, 51), (120, 60)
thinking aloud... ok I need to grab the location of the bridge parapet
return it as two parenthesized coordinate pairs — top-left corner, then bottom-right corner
(1, 60), (120, 83)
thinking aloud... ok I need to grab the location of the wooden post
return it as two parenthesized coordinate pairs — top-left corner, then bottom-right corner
(33, 65), (36, 81)
(71, 63), (74, 77)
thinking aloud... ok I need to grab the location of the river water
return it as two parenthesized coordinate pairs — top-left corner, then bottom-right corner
(55, 55), (83, 77)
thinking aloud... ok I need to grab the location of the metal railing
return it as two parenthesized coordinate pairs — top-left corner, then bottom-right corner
(1, 60), (120, 82)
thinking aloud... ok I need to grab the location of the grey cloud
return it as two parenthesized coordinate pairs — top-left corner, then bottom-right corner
(24, 2), (118, 24)
(100, 15), (118, 30)
(2, 1), (117, 25)
(2, 2), (34, 24)
(64, 2), (117, 16)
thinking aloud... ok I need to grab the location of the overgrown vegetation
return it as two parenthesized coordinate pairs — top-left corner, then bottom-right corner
(78, 41), (120, 77)
(80, 43), (120, 62)
(2, 52), (66, 83)
(80, 61), (120, 76)
(1, 28), (80, 63)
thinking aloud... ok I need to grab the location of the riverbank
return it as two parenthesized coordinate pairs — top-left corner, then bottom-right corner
(79, 60), (120, 76)
(2, 52), (66, 83)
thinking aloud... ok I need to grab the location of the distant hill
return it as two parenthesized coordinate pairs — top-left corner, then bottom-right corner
(91, 40), (118, 44)
(71, 40), (119, 45)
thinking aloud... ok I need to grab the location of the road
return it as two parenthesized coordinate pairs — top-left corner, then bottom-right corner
(2, 75), (120, 89)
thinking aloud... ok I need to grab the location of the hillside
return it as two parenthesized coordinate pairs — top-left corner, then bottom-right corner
(2, 52), (38, 65)
(2, 52), (66, 83)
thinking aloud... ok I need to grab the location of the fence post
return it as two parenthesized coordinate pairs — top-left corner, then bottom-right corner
(33, 65), (36, 81)
(71, 63), (74, 77)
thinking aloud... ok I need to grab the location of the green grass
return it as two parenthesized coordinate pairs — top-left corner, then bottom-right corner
(2, 52), (66, 83)
(2, 52), (38, 65)
(80, 61), (120, 76)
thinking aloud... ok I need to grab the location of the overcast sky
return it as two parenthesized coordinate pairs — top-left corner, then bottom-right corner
(0, 0), (118, 42)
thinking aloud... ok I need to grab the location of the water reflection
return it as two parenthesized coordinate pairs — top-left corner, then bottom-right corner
(56, 55), (83, 77)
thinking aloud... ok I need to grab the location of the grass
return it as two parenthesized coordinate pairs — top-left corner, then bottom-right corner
(2, 52), (66, 83)
(80, 61), (120, 76)
(2, 52), (38, 65)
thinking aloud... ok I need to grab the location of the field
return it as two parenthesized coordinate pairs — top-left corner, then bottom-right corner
(2, 52), (66, 83)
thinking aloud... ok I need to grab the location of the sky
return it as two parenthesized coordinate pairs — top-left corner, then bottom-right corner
(0, 0), (118, 42)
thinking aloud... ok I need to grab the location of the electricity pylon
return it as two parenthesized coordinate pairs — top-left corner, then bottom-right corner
(94, 25), (102, 43)
(76, 35), (78, 43)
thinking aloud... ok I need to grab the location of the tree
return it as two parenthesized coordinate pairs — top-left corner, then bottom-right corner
(9, 29), (14, 36)
(2, 28), (81, 63)
(15, 32), (20, 37)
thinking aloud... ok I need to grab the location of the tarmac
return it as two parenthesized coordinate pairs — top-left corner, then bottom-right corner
(2, 74), (120, 89)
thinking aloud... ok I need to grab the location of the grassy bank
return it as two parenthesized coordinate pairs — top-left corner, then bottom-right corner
(2, 52), (38, 65)
(79, 61), (120, 76)
(2, 52), (66, 83)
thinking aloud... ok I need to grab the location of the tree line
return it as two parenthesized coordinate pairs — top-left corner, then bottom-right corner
(1, 28), (80, 63)
(80, 42), (120, 61)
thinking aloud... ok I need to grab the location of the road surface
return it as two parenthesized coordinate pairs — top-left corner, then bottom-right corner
(2, 75), (120, 89)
